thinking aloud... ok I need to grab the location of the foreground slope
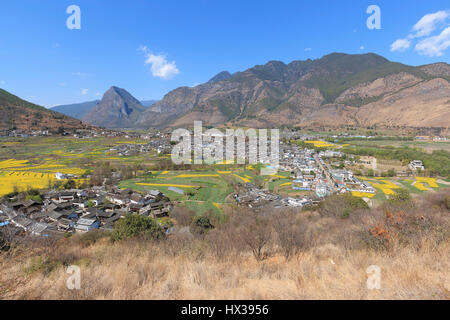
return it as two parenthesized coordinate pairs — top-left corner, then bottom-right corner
(1, 189), (448, 299)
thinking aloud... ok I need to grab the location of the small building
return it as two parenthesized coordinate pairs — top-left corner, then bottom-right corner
(409, 160), (424, 171)
(59, 192), (77, 202)
(75, 218), (100, 233)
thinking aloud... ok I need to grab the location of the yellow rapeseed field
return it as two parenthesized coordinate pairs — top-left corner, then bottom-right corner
(0, 159), (29, 170)
(351, 191), (375, 198)
(279, 182), (292, 187)
(136, 183), (199, 188)
(370, 182), (396, 195)
(304, 141), (335, 148)
(232, 174), (251, 183)
(416, 177), (439, 188)
(413, 182), (429, 191)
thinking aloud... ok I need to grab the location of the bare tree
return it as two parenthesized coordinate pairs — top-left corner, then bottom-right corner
(237, 213), (272, 262)
(0, 226), (24, 254)
(273, 209), (308, 260)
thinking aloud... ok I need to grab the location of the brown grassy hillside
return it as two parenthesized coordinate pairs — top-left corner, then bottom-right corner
(0, 89), (87, 133)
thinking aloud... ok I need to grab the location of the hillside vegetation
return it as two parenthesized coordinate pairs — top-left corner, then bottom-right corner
(0, 89), (86, 133)
(1, 189), (449, 300)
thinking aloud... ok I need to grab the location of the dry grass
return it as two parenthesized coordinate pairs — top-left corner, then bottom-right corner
(1, 190), (449, 300)
(0, 238), (448, 300)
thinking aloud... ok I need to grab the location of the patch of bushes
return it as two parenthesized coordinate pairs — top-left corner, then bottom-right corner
(190, 216), (214, 237)
(72, 229), (109, 247)
(319, 193), (369, 218)
(111, 214), (165, 242)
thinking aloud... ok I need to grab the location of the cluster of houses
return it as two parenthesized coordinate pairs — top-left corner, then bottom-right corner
(108, 143), (154, 157)
(234, 182), (315, 209)
(0, 186), (173, 238)
(234, 183), (280, 208)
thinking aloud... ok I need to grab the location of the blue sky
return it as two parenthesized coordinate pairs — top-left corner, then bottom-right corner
(0, 0), (449, 107)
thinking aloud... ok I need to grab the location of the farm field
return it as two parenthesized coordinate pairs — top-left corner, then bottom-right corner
(0, 136), (160, 196)
(356, 176), (444, 201)
(341, 139), (450, 153)
(119, 167), (267, 216)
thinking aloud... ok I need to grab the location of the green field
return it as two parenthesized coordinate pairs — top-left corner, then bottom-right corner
(119, 169), (262, 216)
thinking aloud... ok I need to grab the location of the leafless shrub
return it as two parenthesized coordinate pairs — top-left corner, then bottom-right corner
(273, 209), (308, 261)
(0, 226), (26, 255)
(164, 226), (195, 257)
(235, 212), (273, 262)
(206, 228), (233, 260)
(170, 206), (195, 227)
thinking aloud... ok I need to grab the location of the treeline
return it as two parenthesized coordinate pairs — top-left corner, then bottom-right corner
(343, 146), (450, 177)
(332, 136), (414, 142)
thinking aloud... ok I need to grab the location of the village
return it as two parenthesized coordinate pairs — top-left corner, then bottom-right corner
(0, 127), (443, 241)
(0, 185), (173, 238)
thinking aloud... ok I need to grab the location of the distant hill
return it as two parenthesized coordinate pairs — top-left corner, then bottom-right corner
(82, 86), (147, 128)
(140, 100), (159, 107)
(134, 52), (450, 129)
(0, 88), (87, 133)
(52, 100), (100, 119)
(53, 99), (158, 120)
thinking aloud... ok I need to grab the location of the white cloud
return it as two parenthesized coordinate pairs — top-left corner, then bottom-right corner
(139, 45), (179, 80)
(390, 10), (450, 56)
(304, 47), (312, 52)
(360, 46), (365, 50)
(411, 10), (449, 38)
(96, 92), (102, 97)
(0, 80), (5, 85)
(415, 26), (450, 57)
(59, 82), (66, 87)
(390, 38), (411, 52)
(145, 54), (179, 80)
(81, 88), (88, 95)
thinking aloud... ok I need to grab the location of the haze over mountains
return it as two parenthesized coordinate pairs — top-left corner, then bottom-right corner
(52, 99), (157, 120)
(2, 52), (450, 131)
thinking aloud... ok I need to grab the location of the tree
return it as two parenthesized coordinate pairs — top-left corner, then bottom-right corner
(111, 214), (165, 242)
(237, 213), (272, 261)
(388, 188), (411, 203)
(387, 169), (396, 177)
(273, 209), (307, 261)
(190, 215), (214, 237)
(63, 179), (76, 189)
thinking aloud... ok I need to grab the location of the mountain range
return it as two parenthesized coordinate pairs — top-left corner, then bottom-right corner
(2, 52), (450, 132)
(138, 52), (450, 129)
(84, 52), (450, 129)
